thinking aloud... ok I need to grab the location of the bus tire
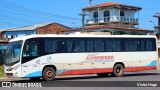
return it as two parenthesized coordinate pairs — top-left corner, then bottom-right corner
(113, 64), (124, 77)
(30, 77), (40, 81)
(43, 67), (56, 81)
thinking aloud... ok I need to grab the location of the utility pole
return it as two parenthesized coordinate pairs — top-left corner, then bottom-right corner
(153, 13), (160, 39)
(79, 11), (87, 32)
(78, 0), (92, 32)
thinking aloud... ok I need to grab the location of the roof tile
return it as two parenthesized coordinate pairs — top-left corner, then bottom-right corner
(83, 2), (142, 10)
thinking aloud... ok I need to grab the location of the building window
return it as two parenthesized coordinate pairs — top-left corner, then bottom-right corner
(104, 10), (110, 22)
(93, 11), (98, 22)
(104, 10), (110, 17)
(120, 10), (125, 16)
(93, 11), (98, 18)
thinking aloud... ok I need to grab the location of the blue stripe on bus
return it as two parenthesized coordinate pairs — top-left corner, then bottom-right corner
(23, 71), (42, 78)
(57, 70), (65, 75)
(147, 61), (157, 66)
(23, 70), (65, 77)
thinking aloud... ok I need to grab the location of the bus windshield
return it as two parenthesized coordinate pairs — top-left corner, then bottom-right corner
(5, 40), (22, 66)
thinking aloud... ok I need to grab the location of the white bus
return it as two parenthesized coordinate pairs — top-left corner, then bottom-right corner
(4, 34), (158, 81)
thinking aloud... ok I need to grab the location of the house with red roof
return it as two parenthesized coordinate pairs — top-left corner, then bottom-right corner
(64, 1), (154, 35)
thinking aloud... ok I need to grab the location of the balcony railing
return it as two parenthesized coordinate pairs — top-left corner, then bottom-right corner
(85, 16), (139, 25)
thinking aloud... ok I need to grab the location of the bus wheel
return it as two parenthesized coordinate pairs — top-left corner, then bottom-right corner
(43, 67), (56, 81)
(30, 77), (40, 81)
(97, 73), (108, 77)
(113, 64), (124, 77)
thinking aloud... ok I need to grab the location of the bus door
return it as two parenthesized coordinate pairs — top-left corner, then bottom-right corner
(21, 38), (41, 78)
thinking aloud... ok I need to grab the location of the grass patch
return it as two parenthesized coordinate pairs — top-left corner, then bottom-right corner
(0, 65), (4, 77)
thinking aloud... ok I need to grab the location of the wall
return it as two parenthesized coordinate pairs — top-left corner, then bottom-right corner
(4, 30), (35, 39)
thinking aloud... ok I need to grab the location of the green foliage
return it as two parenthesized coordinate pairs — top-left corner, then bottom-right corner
(0, 65), (4, 77)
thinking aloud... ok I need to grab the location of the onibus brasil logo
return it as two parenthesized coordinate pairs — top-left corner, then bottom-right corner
(1, 82), (42, 87)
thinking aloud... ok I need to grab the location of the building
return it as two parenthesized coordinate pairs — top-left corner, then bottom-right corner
(0, 23), (71, 40)
(64, 2), (154, 35)
(36, 23), (71, 34)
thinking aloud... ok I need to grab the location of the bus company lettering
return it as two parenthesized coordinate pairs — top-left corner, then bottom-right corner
(85, 54), (114, 62)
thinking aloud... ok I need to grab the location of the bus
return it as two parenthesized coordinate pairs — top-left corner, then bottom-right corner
(4, 34), (158, 81)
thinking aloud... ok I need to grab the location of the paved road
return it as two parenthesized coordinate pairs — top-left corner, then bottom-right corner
(0, 69), (160, 90)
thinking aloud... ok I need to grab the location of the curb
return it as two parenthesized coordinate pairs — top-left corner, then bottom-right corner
(0, 77), (27, 81)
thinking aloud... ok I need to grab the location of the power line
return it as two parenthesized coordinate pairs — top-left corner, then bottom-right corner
(0, 0), (83, 29)
(0, 20), (25, 26)
(0, 9), (81, 27)
(0, 14), (41, 24)
(0, 10), (81, 28)
(0, 1), (82, 28)
(0, 9), (51, 21)
(0, 0), (81, 21)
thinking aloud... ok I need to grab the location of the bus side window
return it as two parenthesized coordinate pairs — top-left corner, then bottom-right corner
(94, 39), (105, 52)
(124, 39), (138, 51)
(106, 39), (122, 52)
(66, 39), (85, 53)
(74, 40), (85, 52)
(146, 39), (156, 51)
(23, 40), (40, 57)
(44, 38), (66, 54)
(22, 38), (41, 64)
(27, 43), (39, 57)
(87, 40), (94, 52)
(137, 38), (156, 51)
(66, 40), (73, 53)
(57, 41), (66, 53)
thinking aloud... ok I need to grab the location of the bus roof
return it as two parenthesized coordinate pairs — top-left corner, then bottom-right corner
(9, 34), (157, 42)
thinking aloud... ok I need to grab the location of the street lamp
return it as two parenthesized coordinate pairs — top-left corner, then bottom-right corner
(149, 20), (157, 30)
(149, 20), (158, 36)
(149, 20), (156, 26)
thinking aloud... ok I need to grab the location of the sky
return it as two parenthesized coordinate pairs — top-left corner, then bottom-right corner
(0, 0), (159, 31)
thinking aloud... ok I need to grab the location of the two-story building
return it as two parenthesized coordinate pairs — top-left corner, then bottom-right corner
(64, 2), (154, 35)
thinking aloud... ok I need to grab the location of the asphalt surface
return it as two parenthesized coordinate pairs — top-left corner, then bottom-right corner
(0, 69), (160, 90)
